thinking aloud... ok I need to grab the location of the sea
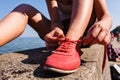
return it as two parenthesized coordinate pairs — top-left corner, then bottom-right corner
(0, 37), (45, 54)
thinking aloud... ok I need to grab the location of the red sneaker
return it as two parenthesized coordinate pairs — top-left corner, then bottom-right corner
(44, 38), (81, 74)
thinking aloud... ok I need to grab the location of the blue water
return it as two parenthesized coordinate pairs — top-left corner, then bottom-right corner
(0, 37), (45, 54)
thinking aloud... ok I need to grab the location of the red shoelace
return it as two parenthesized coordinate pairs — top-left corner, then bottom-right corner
(54, 38), (81, 53)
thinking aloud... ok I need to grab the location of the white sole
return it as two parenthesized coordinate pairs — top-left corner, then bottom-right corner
(113, 64), (120, 74)
(44, 66), (79, 74)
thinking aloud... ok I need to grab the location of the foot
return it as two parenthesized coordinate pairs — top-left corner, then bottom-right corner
(44, 38), (81, 74)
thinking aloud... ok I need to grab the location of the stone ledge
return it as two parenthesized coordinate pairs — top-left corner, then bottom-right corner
(0, 44), (111, 80)
(109, 61), (120, 66)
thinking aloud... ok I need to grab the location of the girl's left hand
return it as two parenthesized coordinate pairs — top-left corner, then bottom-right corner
(83, 21), (111, 46)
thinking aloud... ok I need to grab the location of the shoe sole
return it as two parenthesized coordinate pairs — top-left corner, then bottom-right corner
(44, 66), (79, 74)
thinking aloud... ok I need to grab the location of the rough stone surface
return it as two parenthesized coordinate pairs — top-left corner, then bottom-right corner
(0, 44), (111, 80)
(111, 38), (120, 48)
(110, 38), (120, 65)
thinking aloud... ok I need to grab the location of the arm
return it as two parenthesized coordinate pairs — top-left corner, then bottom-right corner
(83, 0), (112, 45)
(46, 0), (63, 30)
(94, 0), (112, 30)
(44, 0), (65, 50)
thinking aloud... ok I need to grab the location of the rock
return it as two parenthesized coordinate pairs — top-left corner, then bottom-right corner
(0, 45), (111, 80)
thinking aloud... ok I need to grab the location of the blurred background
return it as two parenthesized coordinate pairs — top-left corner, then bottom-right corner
(0, 0), (120, 54)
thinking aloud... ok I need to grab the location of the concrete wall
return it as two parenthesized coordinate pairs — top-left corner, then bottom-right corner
(0, 44), (111, 80)
(81, 44), (111, 80)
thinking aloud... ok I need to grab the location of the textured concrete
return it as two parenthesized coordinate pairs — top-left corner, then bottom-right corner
(0, 44), (111, 80)
(110, 38), (120, 65)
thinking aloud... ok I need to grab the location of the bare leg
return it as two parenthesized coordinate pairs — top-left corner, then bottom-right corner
(65, 0), (94, 40)
(0, 4), (51, 46)
(83, 9), (96, 37)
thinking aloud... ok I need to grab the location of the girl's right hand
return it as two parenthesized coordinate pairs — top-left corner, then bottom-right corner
(44, 27), (65, 50)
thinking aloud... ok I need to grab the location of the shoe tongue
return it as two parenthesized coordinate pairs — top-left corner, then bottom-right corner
(65, 37), (79, 42)
(65, 37), (71, 41)
(64, 38), (77, 45)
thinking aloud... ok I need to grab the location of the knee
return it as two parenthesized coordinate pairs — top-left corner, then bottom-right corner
(0, 42), (5, 47)
(12, 4), (38, 17)
(12, 4), (34, 14)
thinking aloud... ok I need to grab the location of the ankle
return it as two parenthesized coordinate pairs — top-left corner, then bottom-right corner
(64, 37), (82, 46)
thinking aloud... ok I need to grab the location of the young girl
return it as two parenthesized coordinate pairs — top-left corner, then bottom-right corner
(0, 0), (112, 73)
(44, 0), (112, 73)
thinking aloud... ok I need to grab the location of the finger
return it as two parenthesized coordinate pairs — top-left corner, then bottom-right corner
(44, 31), (56, 41)
(47, 31), (65, 42)
(101, 33), (111, 45)
(44, 32), (62, 43)
(57, 34), (65, 41)
(90, 38), (98, 45)
(83, 25), (101, 46)
(83, 35), (94, 46)
(90, 31), (109, 45)
(95, 33), (110, 45)
(88, 24), (101, 37)
(44, 35), (58, 42)
(97, 30), (107, 42)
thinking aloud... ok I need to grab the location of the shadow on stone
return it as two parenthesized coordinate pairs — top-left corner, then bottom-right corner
(17, 47), (50, 64)
(16, 47), (68, 78)
(33, 65), (69, 78)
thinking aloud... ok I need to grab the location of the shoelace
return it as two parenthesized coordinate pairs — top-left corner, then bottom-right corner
(53, 37), (107, 73)
(55, 38), (81, 53)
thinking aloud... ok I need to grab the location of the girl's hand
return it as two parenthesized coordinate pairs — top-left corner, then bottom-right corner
(83, 21), (111, 46)
(44, 27), (65, 50)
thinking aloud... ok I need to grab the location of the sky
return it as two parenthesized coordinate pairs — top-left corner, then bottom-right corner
(0, 0), (120, 37)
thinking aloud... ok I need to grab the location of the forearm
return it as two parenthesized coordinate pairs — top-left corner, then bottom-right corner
(99, 14), (112, 30)
(94, 0), (112, 30)
(46, 0), (63, 29)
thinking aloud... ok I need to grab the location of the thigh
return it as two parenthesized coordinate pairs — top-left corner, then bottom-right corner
(0, 4), (51, 46)
(13, 4), (51, 39)
(28, 13), (51, 39)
